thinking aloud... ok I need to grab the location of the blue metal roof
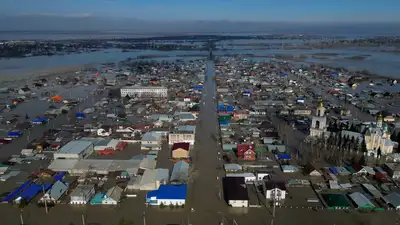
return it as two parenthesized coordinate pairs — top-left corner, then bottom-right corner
(329, 166), (339, 175)
(17, 184), (47, 202)
(1, 180), (32, 202)
(54, 172), (66, 181)
(278, 154), (291, 160)
(146, 184), (187, 200)
(31, 117), (49, 123)
(75, 113), (85, 118)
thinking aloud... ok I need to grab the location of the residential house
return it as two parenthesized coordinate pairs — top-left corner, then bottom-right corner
(237, 144), (254, 159)
(383, 163), (400, 179)
(303, 163), (321, 176)
(264, 180), (287, 205)
(243, 148), (256, 161)
(348, 192), (375, 209)
(233, 111), (249, 121)
(382, 192), (400, 210)
(146, 184), (187, 206)
(39, 181), (68, 205)
(18, 87), (31, 95)
(141, 132), (162, 150)
(170, 160), (189, 184)
(352, 165), (376, 176)
(224, 164), (242, 173)
(171, 142), (190, 159)
(102, 186), (123, 205)
(168, 132), (195, 145)
(259, 121), (275, 133)
(70, 184), (95, 204)
(293, 107), (312, 116)
(222, 177), (249, 207)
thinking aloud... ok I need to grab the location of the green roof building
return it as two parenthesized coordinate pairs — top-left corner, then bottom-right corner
(322, 193), (351, 209)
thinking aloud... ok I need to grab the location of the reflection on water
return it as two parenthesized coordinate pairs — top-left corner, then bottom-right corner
(0, 45), (400, 78)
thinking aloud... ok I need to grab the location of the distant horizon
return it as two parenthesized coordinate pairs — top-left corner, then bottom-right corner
(0, 14), (400, 39)
(2, 0), (400, 22)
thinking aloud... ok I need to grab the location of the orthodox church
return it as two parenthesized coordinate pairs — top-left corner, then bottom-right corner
(309, 101), (327, 137)
(364, 113), (394, 156)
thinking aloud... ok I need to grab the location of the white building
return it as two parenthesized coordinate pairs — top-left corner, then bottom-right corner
(226, 173), (256, 183)
(141, 132), (162, 150)
(168, 133), (195, 145)
(53, 140), (94, 159)
(309, 101), (327, 137)
(364, 113), (394, 156)
(70, 184), (95, 204)
(264, 180), (287, 205)
(146, 184), (187, 206)
(120, 86), (168, 98)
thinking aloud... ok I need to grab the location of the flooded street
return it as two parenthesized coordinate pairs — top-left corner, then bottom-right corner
(186, 58), (228, 224)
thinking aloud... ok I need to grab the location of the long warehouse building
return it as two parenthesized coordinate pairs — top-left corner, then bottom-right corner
(53, 140), (94, 160)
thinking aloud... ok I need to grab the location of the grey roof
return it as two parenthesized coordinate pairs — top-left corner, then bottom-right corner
(142, 132), (161, 141)
(348, 192), (375, 208)
(170, 160), (189, 183)
(70, 184), (94, 197)
(361, 183), (383, 198)
(58, 140), (93, 154)
(224, 163), (242, 171)
(105, 186), (123, 201)
(383, 192), (400, 207)
(155, 168), (169, 182)
(47, 181), (68, 201)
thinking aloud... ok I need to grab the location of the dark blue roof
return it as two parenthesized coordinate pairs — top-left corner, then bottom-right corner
(329, 166), (339, 175)
(1, 180), (32, 202)
(75, 113), (85, 118)
(146, 184), (187, 200)
(31, 117), (48, 123)
(54, 172), (66, 181)
(8, 131), (23, 135)
(280, 73), (288, 76)
(278, 154), (291, 160)
(17, 184), (48, 202)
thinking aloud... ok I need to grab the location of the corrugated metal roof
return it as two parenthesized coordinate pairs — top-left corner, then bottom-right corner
(170, 161), (189, 183)
(155, 168), (169, 182)
(348, 192), (375, 208)
(146, 184), (187, 200)
(58, 140), (93, 154)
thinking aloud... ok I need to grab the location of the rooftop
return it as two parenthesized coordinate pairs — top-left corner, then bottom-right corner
(58, 140), (93, 154)
(146, 184), (187, 200)
(222, 177), (249, 201)
(122, 86), (167, 90)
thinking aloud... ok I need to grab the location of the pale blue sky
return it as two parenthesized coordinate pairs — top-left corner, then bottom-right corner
(2, 0), (400, 22)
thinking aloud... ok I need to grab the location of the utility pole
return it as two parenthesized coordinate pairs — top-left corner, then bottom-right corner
(233, 218), (239, 225)
(41, 177), (48, 214)
(219, 212), (224, 225)
(81, 213), (85, 225)
(143, 212), (146, 225)
(20, 210), (24, 225)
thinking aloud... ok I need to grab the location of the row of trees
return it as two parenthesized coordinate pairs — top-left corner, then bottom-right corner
(300, 132), (377, 166)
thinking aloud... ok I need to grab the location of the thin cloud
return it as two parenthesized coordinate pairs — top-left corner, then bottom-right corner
(17, 13), (92, 18)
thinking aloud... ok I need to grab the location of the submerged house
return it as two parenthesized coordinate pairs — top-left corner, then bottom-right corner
(39, 181), (68, 205)
(102, 186), (123, 205)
